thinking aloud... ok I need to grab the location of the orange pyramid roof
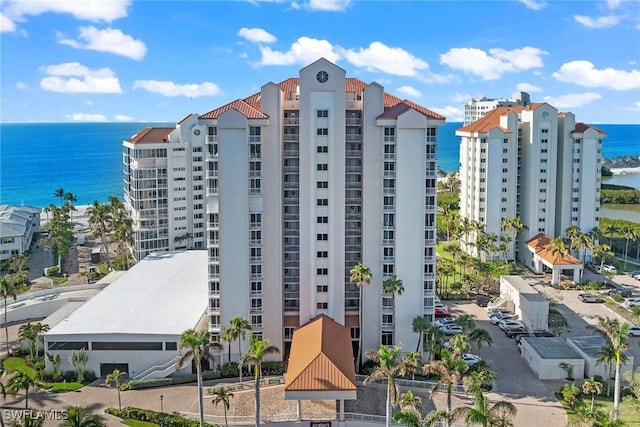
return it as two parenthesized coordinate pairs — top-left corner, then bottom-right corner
(285, 314), (356, 392)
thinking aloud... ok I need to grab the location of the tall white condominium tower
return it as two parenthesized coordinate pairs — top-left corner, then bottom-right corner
(123, 127), (207, 261)
(178, 58), (443, 360)
(456, 103), (605, 265)
(464, 92), (530, 125)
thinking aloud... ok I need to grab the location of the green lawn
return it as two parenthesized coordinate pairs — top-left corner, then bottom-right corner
(3, 357), (37, 379)
(47, 381), (84, 393)
(561, 393), (640, 424)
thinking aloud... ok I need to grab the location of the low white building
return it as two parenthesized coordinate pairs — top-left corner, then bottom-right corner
(498, 276), (549, 331)
(44, 250), (208, 379)
(521, 337), (584, 380)
(0, 205), (41, 261)
(567, 336), (634, 379)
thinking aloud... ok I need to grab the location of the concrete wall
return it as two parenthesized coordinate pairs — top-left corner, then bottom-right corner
(521, 339), (584, 380)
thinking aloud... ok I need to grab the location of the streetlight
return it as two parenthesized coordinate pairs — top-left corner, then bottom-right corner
(160, 394), (164, 412)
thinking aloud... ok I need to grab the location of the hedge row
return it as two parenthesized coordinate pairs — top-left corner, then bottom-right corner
(106, 406), (218, 427)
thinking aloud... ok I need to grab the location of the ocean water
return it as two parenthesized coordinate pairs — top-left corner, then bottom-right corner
(0, 122), (637, 208)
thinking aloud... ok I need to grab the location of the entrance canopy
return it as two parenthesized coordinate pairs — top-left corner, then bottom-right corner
(526, 233), (583, 284)
(284, 314), (357, 401)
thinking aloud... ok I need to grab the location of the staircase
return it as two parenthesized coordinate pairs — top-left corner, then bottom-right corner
(133, 355), (182, 380)
(487, 297), (508, 311)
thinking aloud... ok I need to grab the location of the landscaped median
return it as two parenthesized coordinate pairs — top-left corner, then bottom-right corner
(106, 407), (219, 427)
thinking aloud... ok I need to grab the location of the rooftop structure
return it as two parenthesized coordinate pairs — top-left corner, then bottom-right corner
(0, 204), (41, 261)
(463, 92), (530, 125)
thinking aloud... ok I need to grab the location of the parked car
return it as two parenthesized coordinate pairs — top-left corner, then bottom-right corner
(434, 306), (451, 318)
(627, 270), (640, 277)
(461, 353), (482, 366)
(434, 317), (457, 328)
(628, 325), (640, 337)
(624, 298), (640, 308)
(578, 293), (604, 303)
(498, 320), (525, 331)
(504, 325), (528, 337)
(474, 294), (491, 307)
(599, 264), (617, 274)
(435, 302), (449, 311)
(490, 313), (517, 325)
(487, 307), (511, 316)
(439, 324), (463, 335)
(606, 288), (633, 298)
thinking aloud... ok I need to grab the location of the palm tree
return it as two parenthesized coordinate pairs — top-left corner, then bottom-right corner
(176, 329), (214, 427)
(548, 237), (569, 285)
(451, 391), (517, 427)
(565, 225), (581, 255)
(54, 188), (65, 207)
(422, 349), (468, 415)
(87, 201), (112, 266)
(582, 377), (603, 413)
(212, 386), (234, 427)
(62, 406), (105, 427)
(622, 227), (638, 269)
(0, 277), (18, 353)
(596, 318), (630, 421)
(593, 244), (614, 273)
(227, 316), (251, 385)
(597, 342), (616, 397)
(105, 369), (127, 411)
(575, 232), (594, 275)
(448, 334), (471, 358)
(69, 348), (89, 383)
(455, 315), (475, 335)
(364, 344), (409, 427)
(469, 328), (493, 351)
(220, 326), (234, 366)
(349, 262), (372, 369)
(422, 324), (445, 362)
(603, 224), (619, 246)
(7, 371), (36, 408)
(18, 322), (50, 360)
(383, 274), (404, 339)
(240, 333), (280, 427)
(412, 316), (430, 353)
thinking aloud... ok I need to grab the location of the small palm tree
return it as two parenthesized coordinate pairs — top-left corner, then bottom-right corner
(240, 333), (280, 427)
(105, 369), (127, 410)
(469, 328), (493, 351)
(548, 237), (569, 285)
(412, 316), (430, 353)
(227, 317), (251, 385)
(350, 262), (372, 369)
(62, 406), (105, 427)
(364, 344), (408, 427)
(582, 377), (603, 413)
(0, 277), (18, 353)
(383, 274), (404, 337)
(454, 314), (476, 334)
(12, 413), (44, 427)
(596, 318), (630, 421)
(212, 386), (234, 427)
(422, 349), (468, 415)
(7, 371), (36, 408)
(69, 348), (89, 383)
(176, 329), (215, 427)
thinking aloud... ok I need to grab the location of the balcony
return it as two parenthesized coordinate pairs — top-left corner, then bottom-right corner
(284, 118), (299, 126)
(283, 181), (299, 189)
(284, 165), (299, 173)
(346, 134), (362, 142)
(283, 150), (299, 157)
(345, 150), (361, 157)
(383, 153), (396, 160)
(346, 118), (362, 126)
(283, 134), (299, 142)
(207, 135), (218, 143)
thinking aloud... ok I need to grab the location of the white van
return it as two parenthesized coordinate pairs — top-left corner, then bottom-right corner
(76, 235), (87, 245)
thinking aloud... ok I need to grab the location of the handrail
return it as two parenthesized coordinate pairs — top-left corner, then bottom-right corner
(133, 355), (181, 380)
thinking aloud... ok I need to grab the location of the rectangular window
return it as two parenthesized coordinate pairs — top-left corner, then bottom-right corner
(317, 199), (328, 206)
(317, 163), (328, 171)
(317, 251), (328, 258)
(317, 233), (328, 241)
(317, 268), (328, 275)
(317, 128), (329, 136)
(317, 146), (328, 153)
(317, 181), (329, 189)
(317, 284), (328, 293)
(317, 302), (328, 310)
(317, 216), (328, 224)
(317, 109), (329, 118)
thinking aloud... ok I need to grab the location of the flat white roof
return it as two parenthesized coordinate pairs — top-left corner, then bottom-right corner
(46, 251), (208, 336)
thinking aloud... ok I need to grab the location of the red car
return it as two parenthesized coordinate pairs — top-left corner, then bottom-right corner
(434, 306), (451, 317)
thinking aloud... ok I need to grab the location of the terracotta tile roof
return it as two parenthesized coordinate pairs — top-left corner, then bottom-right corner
(285, 314), (356, 392)
(199, 99), (268, 120)
(526, 233), (582, 266)
(177, 114), (192, 125)
(127, 127), (173, 144)
(457, 106), (523, 134)
(526, 102), (547, 110)
(572, 122), (607, 135)
(378, 98), (445, 120)
(278, 77), (300, 100)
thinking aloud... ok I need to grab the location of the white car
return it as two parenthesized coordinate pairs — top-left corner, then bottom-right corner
(439, 325), (463, 335)
(600, 264), (617, 274)
(434, 317), (457, 328)
(435, 302), (449, 311)
(461, 353), (482, 366)
(499, 320), (525, 331)
(628, 325), (640, 337)
(490, 313), (517, 325)
(487, 308), (511, 317)
(624, 298), (640, 308)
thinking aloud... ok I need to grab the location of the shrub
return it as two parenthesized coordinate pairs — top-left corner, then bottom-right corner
(261, 361), (284, 376)
(106, 406), (218, 427)
(611, 293), (624, 303)
(361, 359), (378, 376)
(631, 306), (640, 317)
(586, 280), (602, 291)
(46, 266), (59, 275)
(220, 362), (239, 377)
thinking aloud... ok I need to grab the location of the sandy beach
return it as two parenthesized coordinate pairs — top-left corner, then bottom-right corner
(609, 166), (640, 175)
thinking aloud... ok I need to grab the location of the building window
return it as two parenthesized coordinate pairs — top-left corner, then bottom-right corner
(317, 216), (328, 224)
(317, 268), (328, 275)
(317, 128), (329, 136)
(284, 327), (296, 340)
(383, 264), (394, 275)
(317, 146), (328, 153)
(317, 233), (328, 241)
(317, 198), (328, 206)
(317, 109), (329, 118)
(250, 126), (261, 142)
(317, 163), (328, 171)
(384, 127), (395, 142)
(250, 178), (261, 194)
(317, 302), (328, 310)
(381, 332), (393, 346)
(317, 251), (328, 258)
(317, 284), (328, 292)
(317, 181), (328, 189)
(383, 213), (394, 227)
(251, 315), (262, 327)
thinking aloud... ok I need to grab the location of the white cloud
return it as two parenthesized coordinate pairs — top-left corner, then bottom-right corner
(132, 80), (222, 97)
(0, 12), (17, 32)
(66, 113), (107, 122)
(432, 105), (464, 122)
(543, 92), (601, 108)
(238, 27), (276, 43)
(258, 36), (341, 65)
(396, 86), (421, 98)
(342, 42), (429, 77)
(16, 82), (27, 90)
(115, 114), (133, 121)
(452, 93), (472, 103)
(307, 0), (351, 11)
(4, 0), (130, 23)
(440, 46), (547, 80)
(57, 26), (146, 60)
(607, 0), (622, 10)
(552, 60), (640, 90)
(519, 0), (546, 10)
(40, 62), (122, 93)
(573, 15), (621, 29)
(516, 82), (542, 92)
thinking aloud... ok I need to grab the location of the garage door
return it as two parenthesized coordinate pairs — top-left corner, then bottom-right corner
(100, 363), (129, 378)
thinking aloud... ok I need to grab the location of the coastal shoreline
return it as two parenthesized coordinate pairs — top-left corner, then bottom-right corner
(609, 166), (640, 176)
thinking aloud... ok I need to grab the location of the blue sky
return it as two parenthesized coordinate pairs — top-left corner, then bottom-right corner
(1, 0), (639, 124)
